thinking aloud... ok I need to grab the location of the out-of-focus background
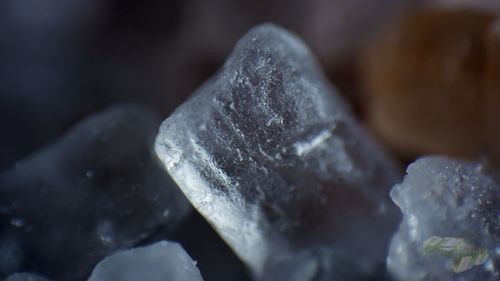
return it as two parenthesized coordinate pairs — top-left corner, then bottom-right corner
(1, 1), (499, 280)
(2, 0), (497, 172)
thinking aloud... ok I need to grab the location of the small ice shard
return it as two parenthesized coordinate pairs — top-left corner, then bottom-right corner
(0, 105), (191, 281)
(388, 156), (500, 281)
(156, 23), (401, 279)
(87, 241), (203, 281)
(6, 273), (51, 281)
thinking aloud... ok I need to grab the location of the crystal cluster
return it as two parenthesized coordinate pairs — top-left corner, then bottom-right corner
(156, 23), (401, 280)
(88, 241), (203, 281)
(0, 105), (191, 281)
(4, 12), (498, 281)
(388, 156), (500, 281)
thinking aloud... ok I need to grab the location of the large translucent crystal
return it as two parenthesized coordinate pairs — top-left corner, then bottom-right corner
(388, 156), (500, 281)
(88, 241), (203, 281)
(156, 23), (401, 279)
(0, 105), (190, 281)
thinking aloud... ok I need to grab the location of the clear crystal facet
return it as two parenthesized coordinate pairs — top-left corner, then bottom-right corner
(156, 23), (401, 280)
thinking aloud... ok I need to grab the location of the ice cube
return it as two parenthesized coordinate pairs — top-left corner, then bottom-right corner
(388, 156), (500, 281)
(0, 105), (191, 281)
(87, 241), (203, 281)
(156, 23), (401, 280)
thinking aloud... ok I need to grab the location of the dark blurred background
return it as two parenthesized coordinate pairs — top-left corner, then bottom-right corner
(2, 0), (498, 171)
(0, 0), (424, 172)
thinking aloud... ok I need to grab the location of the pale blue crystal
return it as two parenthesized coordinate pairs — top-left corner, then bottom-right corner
(156, 23), (401, 280)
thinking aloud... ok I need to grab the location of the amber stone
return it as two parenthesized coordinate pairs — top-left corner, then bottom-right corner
(363, 8), (500, 161)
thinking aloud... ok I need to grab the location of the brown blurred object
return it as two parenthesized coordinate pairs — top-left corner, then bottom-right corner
(484, 17), (500, 162)
(363, 8), (500, 161)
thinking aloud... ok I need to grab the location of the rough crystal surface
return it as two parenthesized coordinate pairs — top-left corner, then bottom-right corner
(388, 156), (500, 281)
(0, 105), (190, 281)
(156, 23), (401, 279)
(87, 240), (203, 281)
